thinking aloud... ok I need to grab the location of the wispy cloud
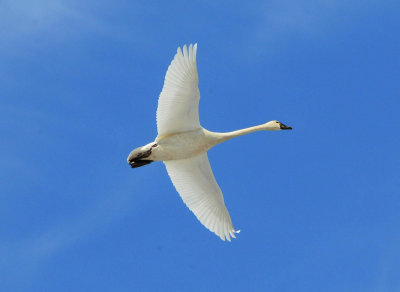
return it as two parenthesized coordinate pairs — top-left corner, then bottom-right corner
(0, 175), (146, 288)
(1, 1), (93, 36)
(242, 0), (395, 58)
(0, 0), (127, 57)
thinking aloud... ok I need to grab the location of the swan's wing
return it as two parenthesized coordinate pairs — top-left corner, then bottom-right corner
(156, 44), (200, 137)
(164, 153), (238, 241)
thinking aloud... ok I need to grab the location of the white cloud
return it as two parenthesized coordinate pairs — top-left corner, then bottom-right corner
(0, 175), (147, 287)
(1, 1), (95, 36)
(243, 0), (395, 58)
(0, 0), (123, 57)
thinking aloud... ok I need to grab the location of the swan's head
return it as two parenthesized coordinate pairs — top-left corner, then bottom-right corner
(264, 120), (292, 130)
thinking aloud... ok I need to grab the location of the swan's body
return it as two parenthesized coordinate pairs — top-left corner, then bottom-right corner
(127, 44), (292, 241)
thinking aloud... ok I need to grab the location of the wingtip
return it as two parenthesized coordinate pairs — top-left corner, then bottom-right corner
(178, 43), (197, 49)
(218, 228), (240, 242)
(182, 44), (188, 57)
(176, 43), (198, 61)
(176, 46), (182, 55)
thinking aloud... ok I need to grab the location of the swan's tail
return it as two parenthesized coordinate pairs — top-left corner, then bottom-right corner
(129, 159), (153, 168)
(127, 143), (156, 168)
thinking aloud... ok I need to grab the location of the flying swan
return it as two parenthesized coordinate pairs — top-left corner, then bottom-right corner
(127, 44), (292, 241)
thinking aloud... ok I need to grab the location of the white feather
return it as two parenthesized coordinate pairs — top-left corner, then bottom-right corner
(164, 153), (236, 241)
(156, 44), (200, 137)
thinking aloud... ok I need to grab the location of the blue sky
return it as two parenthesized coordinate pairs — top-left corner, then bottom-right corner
(1, 0), (400, 291)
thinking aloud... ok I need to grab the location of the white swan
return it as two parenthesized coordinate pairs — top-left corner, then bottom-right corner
(127, 44), (292, 241)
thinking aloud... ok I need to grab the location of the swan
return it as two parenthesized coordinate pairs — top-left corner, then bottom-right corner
(127, 44), (292, 241)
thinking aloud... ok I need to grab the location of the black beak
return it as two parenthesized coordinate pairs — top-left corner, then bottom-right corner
(280, 123), (292, 130)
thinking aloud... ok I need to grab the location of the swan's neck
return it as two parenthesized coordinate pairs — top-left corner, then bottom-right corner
(206, 123), (276, 146)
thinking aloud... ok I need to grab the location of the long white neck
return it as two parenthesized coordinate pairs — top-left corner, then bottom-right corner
(205, 123), (277, 146)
